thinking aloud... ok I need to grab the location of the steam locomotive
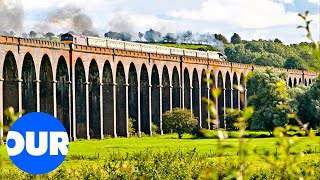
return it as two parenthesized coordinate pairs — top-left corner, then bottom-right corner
(61, 33), (226, 61)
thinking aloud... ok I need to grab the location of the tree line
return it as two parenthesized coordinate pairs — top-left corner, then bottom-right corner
(227, 68), (320, 134)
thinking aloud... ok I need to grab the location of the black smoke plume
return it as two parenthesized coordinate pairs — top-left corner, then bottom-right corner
(0, 0), (24, 36)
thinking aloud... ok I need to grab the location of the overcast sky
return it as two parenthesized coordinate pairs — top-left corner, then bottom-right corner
(1, 0), (320, 44)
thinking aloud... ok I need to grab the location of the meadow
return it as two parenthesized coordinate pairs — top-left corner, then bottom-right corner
(0, 133), (319, 179)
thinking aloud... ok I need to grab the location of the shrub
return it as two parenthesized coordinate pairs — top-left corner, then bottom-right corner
(162, 108), (198, 138)
(151, 123), (158, 135)
(128, 118), (136, 136)
(225, 109), (243, 130)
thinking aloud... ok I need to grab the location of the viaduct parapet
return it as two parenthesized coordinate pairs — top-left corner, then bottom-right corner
(0, 36), (317, 140)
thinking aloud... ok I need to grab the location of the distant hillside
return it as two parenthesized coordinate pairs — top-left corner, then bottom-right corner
(224, 41), (313, 70)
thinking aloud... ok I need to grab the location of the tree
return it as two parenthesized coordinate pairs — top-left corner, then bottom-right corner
(9, 31), (15, 37)
(284, 56), (304, 70)
(297, 78), (320, 129)
(45, 32), (55, 40)
(82, 30), (99, 37)
(181, 30), (193, 43)
(138, 32), (144, 41)
(105, 31), (119, 39)
(118, 32), (132, 41)
(225, 109), (243, 130)
(247, 68), (289, 134)
(104, 31), (131, 41)
(162, 108), (198, 139)
(29, 31), (37, 38)
(231, 33), (241, 44)
(274, 38), (283, 43)
(22, 32), (28, 38)
(254, 53), (285, 68)
(145, 29), (162, 42)
(214, 33), (228, 44)
(163, 33), (176, 43)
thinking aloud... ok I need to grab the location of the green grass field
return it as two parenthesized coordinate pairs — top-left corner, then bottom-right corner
(1, 134), (319, 179)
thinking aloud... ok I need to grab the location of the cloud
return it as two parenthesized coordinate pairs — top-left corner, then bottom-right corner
(308, 0), (319, 4)
(169, 0), (300, 29)
(18, 0), (320, 43)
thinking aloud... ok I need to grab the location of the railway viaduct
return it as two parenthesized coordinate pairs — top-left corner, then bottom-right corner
(0, 36), (317, 141)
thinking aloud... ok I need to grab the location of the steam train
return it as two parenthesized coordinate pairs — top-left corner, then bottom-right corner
(61, 33), (226, 61)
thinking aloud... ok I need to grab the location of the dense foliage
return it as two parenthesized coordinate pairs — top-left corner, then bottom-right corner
(225, 40), (313, 69)
(246, 68), (320, 131)
(247, 68), (289, 133)
(162, 108), (198, 138)
(297, 78), (320, 129)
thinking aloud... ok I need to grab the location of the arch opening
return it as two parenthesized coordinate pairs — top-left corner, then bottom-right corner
(232, 73), (239, 110)
(116, 62), (127, 136)
(140, 64), (150, 134)
(192, 69), (200, 121)
(162, 66), (170, 114)
(217, 71), (224, 128)
(89, 60), (101, 138)
(184, 68), (191, 109)
(56, 56), (70, 135)
(102, 61), (114, 136)
(172, 67), (180, 108)
(75, 59), (86, 138)
(151, 65), (160, 133)
(40, 54), (53, 114)
(3, 51), (18, 136)
(128, 63), (138, 134)
(22, 53), (37, 113)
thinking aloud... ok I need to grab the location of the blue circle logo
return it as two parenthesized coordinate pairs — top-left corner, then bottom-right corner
(6, 112), (69, 174)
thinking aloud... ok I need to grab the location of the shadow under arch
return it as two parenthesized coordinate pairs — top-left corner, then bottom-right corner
(56, 56), (70, 136)
(3, 51), (18, 136)
(22, 53), (37, 113)
(40, 54), (54, 114)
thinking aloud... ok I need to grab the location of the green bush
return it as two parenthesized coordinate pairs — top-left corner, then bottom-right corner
(128, 118), (136, 136)
(225, 109), (243, 130)
(162, 108), (198, 138)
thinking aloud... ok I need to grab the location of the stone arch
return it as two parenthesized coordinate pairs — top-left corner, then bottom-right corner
(3, 51), (18, 135)
(294, 78), (297, 87)
(232, 72), (239, 110)
(40, 54), (53, 114)
(217, 71), (224, 128)
(192, 69), (200, 121)
(128, 63), (138, 133)
(75, 58), (86, 138)
(172, 66), (180, 108)
(140, 64), (150, 134)
(184, 68), (191, 109)
(102, 61), (114, 136)
(89, 59), (101, 138)
(309, 79), (312, 86)
(299, 78), (302, 84)
(116, 62), (127, 136)
(151, 65), (160, 132)
(201, 70), (208, 129)
(162, 66), (170, 114)
(56, 56), (70, 135)
(22, 53), (37, 113)
(288, 78), (293, 87)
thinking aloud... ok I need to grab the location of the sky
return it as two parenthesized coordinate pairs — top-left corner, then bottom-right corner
(1, 0), (319, 44)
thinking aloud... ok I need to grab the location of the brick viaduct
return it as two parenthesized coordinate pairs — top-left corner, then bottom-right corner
(0, 36), (317, 141)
